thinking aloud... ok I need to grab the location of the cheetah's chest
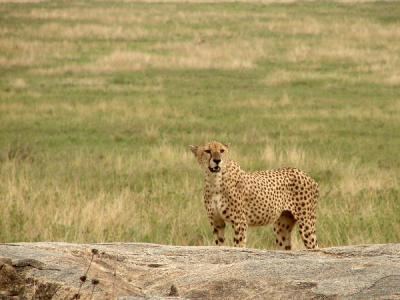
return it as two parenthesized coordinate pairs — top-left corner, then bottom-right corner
(211, 193), (222, 214)
(206, 174), (226, 218)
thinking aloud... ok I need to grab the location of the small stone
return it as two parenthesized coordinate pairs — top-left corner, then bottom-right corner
(168, 284), (179, 296)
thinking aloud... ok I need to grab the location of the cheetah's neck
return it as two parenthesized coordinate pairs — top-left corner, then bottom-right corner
(205, 171), (223, 193)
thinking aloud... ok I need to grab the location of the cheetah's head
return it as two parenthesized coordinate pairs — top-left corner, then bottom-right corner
(189, 141), (229, 174)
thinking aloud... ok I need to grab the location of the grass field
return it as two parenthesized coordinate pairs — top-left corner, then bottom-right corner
(1, 0), (399, 249)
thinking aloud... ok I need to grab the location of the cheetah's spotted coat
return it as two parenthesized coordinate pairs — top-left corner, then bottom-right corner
(190, 141), (319, 250)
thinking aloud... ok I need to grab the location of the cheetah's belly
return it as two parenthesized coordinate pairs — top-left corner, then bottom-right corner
(244, 188), (284, 226)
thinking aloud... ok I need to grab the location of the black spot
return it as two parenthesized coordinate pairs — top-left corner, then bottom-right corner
(219, 237), (224, 243)
(285, 246), (291, 250)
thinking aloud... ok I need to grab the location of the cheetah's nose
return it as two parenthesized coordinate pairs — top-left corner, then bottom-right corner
(213, 159), (221, 164)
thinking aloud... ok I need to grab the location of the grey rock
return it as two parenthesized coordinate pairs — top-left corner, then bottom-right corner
(0, 242), (399, 299)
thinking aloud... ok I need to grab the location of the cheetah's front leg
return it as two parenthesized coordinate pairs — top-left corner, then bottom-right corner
(232, 215), (248, 247)
(212, 219), (226, 246)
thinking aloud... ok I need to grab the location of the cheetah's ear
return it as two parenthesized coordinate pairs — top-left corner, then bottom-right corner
(222, 143), (230, 149)
(188, 145), (198, 155)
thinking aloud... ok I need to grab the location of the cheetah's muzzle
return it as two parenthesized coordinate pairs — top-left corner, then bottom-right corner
(209, 166), (220, 173)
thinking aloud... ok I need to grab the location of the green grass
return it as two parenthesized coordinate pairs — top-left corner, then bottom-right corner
(1, 0), (400, 249)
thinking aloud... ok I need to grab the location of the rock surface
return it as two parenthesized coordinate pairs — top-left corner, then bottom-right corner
(0, 242), (400, 299)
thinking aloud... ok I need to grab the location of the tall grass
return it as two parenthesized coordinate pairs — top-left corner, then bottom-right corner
(0, 0), (399, 249)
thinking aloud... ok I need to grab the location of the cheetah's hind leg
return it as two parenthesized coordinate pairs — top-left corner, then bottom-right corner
(273, 211), (296, 250)
(298, 216), (318, 249)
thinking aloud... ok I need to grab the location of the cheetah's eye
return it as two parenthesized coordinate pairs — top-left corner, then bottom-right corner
(220, 149), (225, 153)
(205, 149), (211, 154)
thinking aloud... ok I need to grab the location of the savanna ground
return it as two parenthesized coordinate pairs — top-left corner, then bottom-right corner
(1, 0), (399, 249)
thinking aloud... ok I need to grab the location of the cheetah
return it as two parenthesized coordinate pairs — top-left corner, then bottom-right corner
(189, 141), (319, 250)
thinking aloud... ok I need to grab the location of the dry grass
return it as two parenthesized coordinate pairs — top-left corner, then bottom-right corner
(261, 144), (397, 195)
(34, 39), (268, 75)
(0, 38), (76, 67)
(0, 0), (45, 2)
(264, 17), (323, 35)
(12, 7), (240, 31)
(0, 137), (399, 247)
(98, 40), (266, 70)
(36, 23), (149, 41)
(101, 0), (383, 3)
(262, 18), (400, 86)
(0, 145), (206, 244)
(0, 100), (186, 125)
